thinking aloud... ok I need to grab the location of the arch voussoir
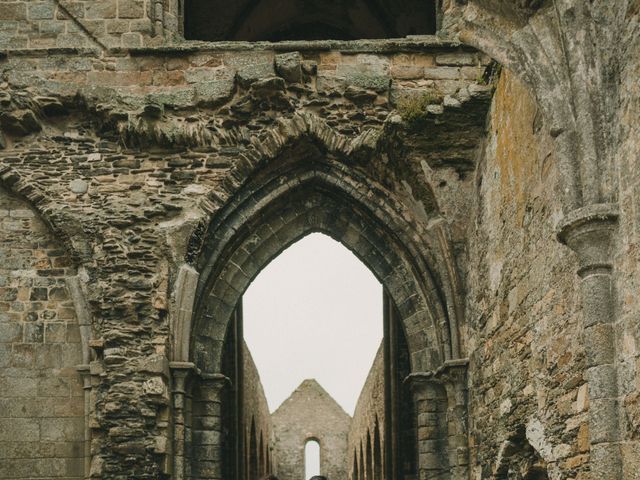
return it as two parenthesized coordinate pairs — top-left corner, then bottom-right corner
(191, 147), (460, 375)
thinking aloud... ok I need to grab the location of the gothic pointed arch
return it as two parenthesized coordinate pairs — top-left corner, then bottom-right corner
(189, 136), (464, 375)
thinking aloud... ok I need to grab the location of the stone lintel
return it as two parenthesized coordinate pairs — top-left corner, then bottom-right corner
(118, 36), (478, 57)
(557, 203), (619, 276)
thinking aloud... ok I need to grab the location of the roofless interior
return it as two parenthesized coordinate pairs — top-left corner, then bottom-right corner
(184, 0), (438, 41)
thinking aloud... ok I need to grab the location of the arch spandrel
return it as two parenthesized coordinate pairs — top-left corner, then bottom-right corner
(190, 141), (464, 375)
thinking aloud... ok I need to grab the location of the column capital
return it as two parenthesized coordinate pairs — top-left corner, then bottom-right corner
(557, 203), (619, 276)
(198, 372), (232, 391)
(404, 358), (469, 394)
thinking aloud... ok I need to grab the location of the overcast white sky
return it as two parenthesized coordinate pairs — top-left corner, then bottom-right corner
(243, 232), (383, 416)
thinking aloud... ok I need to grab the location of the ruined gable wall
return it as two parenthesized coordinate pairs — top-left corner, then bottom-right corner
(0, 185), (84, 479)
(465, 69), (588, 479)
(272, 380), (351, 480)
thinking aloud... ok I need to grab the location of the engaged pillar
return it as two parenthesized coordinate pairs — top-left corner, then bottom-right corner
(192, 374), (229, 480)
(558, 204), (621, 480)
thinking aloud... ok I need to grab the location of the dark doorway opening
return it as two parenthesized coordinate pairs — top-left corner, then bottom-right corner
(184, 0), (438, 42)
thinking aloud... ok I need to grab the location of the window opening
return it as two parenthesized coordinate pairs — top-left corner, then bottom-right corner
(305, 439), (321, 479)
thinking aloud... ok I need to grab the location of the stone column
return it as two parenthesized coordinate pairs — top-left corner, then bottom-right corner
(558, 204), (621, 480)
(409, 375), (449, 480)
(441, 361), (469, 480)
(192, 374), (229, 480)
(76, 364), (92, 479)
(171, 362), (198, 480)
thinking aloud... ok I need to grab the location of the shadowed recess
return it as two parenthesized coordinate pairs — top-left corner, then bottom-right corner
(184, 0), (437, 41)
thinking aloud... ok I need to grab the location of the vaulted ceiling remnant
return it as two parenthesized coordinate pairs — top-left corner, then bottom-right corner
(184, 0), (438, 41)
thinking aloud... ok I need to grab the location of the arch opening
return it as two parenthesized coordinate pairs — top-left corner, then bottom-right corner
(187, 144), (464, 480)
(305, 439), (321, 479)
(184, 0), (438, 41)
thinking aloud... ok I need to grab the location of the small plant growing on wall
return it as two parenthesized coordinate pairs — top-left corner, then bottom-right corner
(396, 91), (441, 129)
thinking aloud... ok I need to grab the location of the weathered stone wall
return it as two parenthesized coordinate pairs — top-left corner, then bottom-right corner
(272, 379), (351, 480)
(465, 69), (587, 479)
(347, 345), (385, 480)
(613, 17), (640, 479)
(242, 344), (275, 478)
(0, 39), (490, 477)
(0, 185), (84, 479)
(0, 0), (154, 49)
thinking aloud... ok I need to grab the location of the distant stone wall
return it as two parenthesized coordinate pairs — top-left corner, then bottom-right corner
(347, 345), (385, 480)
(272, 380), (351, 480)
(0, 185), (84, 479)
(243, 344), (275, 478)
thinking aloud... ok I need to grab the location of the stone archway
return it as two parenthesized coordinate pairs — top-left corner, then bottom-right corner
(192, 145), (456, 375)
(182, 137), (470, 480)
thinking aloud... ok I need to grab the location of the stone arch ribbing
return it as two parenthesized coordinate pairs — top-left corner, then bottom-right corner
(0, 166), (92, 264)
(191, 140), (461, 374)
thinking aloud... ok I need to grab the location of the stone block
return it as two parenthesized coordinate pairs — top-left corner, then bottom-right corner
(0, 344), (10, 368)
(146, 88), (196, 109)
(24, 322), (44, 343)
(194, 79), (235, 106)
(0, 2), (27, 21)
(118, 0), (144, 19)
(275, 52), (303, 83)
(423, 66), (461, 80)
(38, 375), (71, 397)
(0, 418), (40, 441)
(56, 32), (89, 48)
(85, 0), (116, 20)
(336, 64), (390, 92)
(28, 2), (55, 20)
(121, 31), (143, 48)
(40, 417), (83, 442)
(57, 1), (83, 19)
(106, 19), (130, 34)
(38, 20), (65, 35)
(0, 322), (22, 343)
(589, 398), (620, 443)
(10, 343), (36, 368)
(44, 322), (66, 343)
(436, 53), (477, 66)
(390, 65), (424, 79)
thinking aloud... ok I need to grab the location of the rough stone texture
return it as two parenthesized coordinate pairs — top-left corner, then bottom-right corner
(0, 185), (84, 479)
(272, 379), (351, 480)
(348, 346), (386, 480)
(0, 2), (637, 479)
(465, 69), (588, 480)
(242, 344), (275, 479)
(0, 40), (494, 479)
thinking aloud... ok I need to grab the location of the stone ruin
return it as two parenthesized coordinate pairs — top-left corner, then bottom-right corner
(0, 1), (639, 480)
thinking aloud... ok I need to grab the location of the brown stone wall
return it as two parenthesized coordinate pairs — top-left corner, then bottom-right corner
(465, 69), (588, 478)
(347, 345), (385, 480)
(613, 22), (640, 479)
(0, 185), (84, 479)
